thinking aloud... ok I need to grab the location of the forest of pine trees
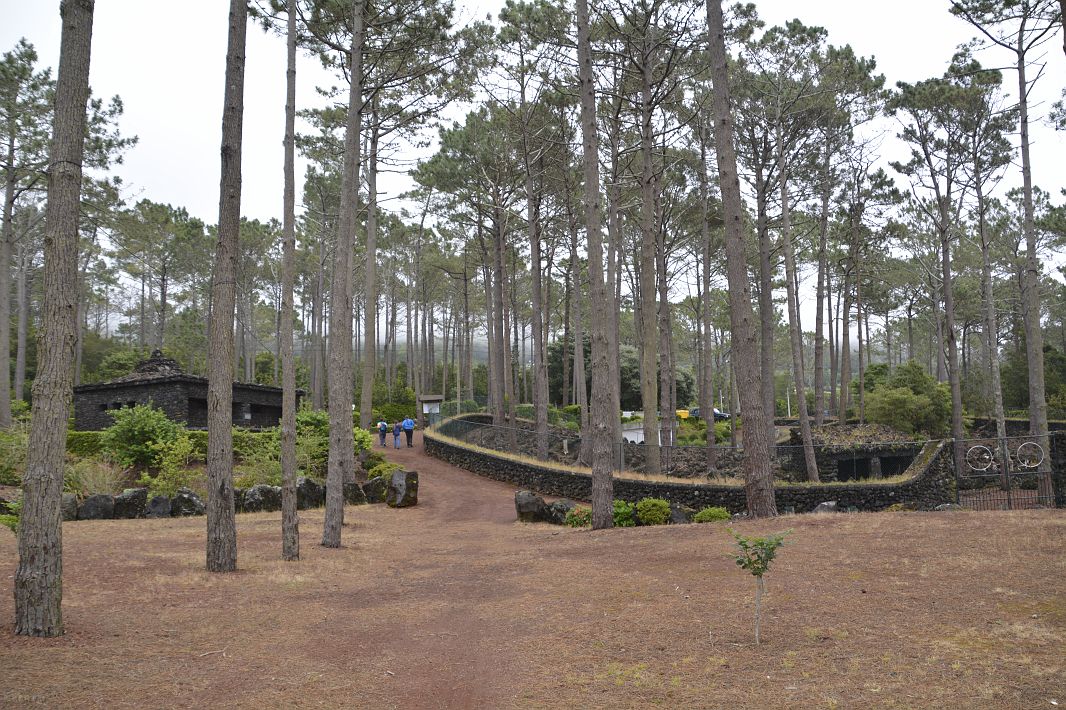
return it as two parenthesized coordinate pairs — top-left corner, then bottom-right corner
(4, 0), (1065, 633)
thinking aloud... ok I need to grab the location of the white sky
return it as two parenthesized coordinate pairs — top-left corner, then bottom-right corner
(2, 1), (1064, 314)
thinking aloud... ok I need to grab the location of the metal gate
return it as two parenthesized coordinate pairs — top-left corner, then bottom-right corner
(956, 435), (1056, 511)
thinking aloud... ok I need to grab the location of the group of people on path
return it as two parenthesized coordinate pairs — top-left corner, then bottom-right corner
(377, 416), (416, 449)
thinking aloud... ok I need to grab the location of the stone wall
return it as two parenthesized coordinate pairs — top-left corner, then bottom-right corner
(425, 420), (956, 513)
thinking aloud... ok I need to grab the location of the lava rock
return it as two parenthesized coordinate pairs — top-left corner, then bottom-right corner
(670, 503), (697, 525)
(146, 495), (172, 518)
(171, 488), (205, 517)
(113, 488), (148, 519)
(543, 499), (575, 525)
(77, 493), (115, 520)
(61, 493), (79, 521)
(386, 471), (419, 508)
(244, 484), (282, 512)
(343, 482), (367, 505)
(812, 501), (840, 514)
(515, 490), (548, 522)
(0, 498), (12, 515)
(362, 476), (388, 504)
(297, 477), (325, 509)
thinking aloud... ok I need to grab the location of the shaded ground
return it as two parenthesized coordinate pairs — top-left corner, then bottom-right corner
(2, 431), (1064, 708)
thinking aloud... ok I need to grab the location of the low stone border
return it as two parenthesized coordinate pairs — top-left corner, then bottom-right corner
(425, 418), (955, 513)
(52, 471), (419, 522)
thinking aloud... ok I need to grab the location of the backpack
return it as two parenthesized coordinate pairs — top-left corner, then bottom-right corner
(378, 421), (387, 432)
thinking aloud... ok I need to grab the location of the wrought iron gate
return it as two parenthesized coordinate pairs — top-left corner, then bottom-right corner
(956, 435), (1056, 511)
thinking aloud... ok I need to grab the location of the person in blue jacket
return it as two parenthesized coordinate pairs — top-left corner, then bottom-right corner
(392, 421), (402, 449)
(402, 416), (415, 447)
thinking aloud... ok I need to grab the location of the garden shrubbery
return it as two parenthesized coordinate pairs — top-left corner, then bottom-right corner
(564, 504), (592, 527)
(693, 506), (730, 523)
(101, 404), (181, 469)
(612, 499), (636, 527)
(635, 497), (671, 526)
(866, 361), (951, 437)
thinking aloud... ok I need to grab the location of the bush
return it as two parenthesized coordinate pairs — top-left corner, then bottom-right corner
(515, 404), (534, 420)
(367, 462), (402, 480)
(613, 499), (636, 527)
(866, 361), (951, 437)
(64, 456), (127, 497)
(635, 497), (671, 526)
(67, 430), (105, 458)
(362, 450), (387, 472)
(0, 498), (21, 534)
(139, 433), (202, 498)
(0, 423), (29, 486)
(233, 428), (278, 463)
(441, 399), (479, 416)
(564, 504), (592, 527)
(101, 404), (182, 469)
(234, 461), (282, 489)
(693, 506), (730, 523)
(378, 403), (416, 423)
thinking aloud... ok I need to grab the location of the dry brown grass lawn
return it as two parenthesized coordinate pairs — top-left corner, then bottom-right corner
(1, 431), (1064, 709)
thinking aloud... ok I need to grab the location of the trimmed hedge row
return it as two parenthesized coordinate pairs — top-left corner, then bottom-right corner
(64, 428), (277, 462)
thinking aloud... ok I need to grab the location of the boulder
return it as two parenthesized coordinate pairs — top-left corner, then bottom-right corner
(670, 504), (697, 525)
(343, 482), (367, 505)
(146, 495), (172, 518)
(386, 471), (419, 508)
(515, 490), (548, 522)
(77, 493), (114, 520)
(362, 477), (388, 504)
(543, 499), (575, 525)
(297, 477), (325, 509)
(61, 493), (79, 521)
(113, 488), (148, 519)
(812, 501), (840, 514)
(243, 484), (282, 513)
(0, 498), (12, 515)
(171, 488), (205, 517)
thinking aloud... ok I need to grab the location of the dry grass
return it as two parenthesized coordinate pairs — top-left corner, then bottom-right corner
(1, 433), (1064, 709)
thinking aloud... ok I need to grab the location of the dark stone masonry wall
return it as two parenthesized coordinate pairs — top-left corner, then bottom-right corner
(425, 419), (957, 513)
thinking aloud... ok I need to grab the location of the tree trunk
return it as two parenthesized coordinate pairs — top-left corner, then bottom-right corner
(638, 53), (660, 474)
(576, 0), (614, 528)
(15, 0), (94, 636)
(358, 100), (380, 431)
(777, 126), (819, 481)
(14, 241), (30, 401)
(279, 0), (299, 562)
(940, 220), (966, 480)
(1016, 41), (1049, 467)
(698, 119), (717, 474)
(813, 140), (830, 426)
(838, 270), (852, 422)
(323, 0), (364, 548)
(0, 130), (15, 426)
(706, 0), (776, 517)
(205, 0), (247, 573)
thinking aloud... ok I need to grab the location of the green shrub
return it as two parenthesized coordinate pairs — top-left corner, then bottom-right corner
(515, 404), (534, 420)
(66, 430), (105, 458)
(378, 403), (416, 424)
(0, 423), (29, 486)
(234, 460), (282, 489)
(564, 504), (592, 527)
(362, 450), (387, 472)
(101, 404), (182, 468)
(866, 361), (951, 437)
(729, 528), (790, 645)
(233, 428), (278, 463)
(635, 497), (671, 526)
(693, 506), (731, 523)
(186, 430), (209, 458)
(0, 498), (21, 534)
(64, 456), (127, 497)
(367, 462), (402, 480)
(441, 399), (480, 416)
(612, 499), (636, 527)
(139, 433), (202, 498)
(352, 426), (373, 454)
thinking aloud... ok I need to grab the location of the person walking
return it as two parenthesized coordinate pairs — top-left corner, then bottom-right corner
(392, 421), (402, 449)
(402, 416), (415, 447)
(377, 418), (388, 447)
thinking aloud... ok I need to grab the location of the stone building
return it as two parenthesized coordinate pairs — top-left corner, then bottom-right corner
(73, 350), (295, 431)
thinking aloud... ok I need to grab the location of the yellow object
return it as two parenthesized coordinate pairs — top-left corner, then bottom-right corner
(675, 409), (690, 419)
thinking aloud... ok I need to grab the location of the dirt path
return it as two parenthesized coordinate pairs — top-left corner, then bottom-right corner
(3, 434), (1065, 709)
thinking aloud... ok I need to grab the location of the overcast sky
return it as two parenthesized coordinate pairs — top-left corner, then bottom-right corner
(2, 1), (1064, 229)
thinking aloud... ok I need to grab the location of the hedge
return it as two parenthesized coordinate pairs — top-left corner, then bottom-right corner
(67, 431), (105, 458)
